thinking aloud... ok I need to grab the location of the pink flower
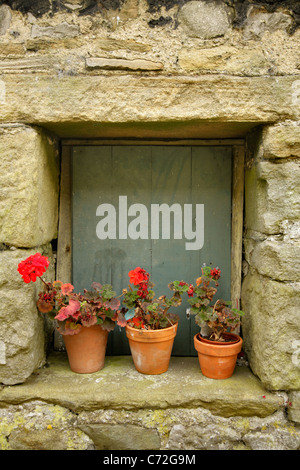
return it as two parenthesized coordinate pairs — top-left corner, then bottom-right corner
(61, 283), (74, 295)
(81, 314), (97, 327)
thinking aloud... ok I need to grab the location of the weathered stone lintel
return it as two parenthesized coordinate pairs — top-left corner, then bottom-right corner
(0, 75), (298, 125)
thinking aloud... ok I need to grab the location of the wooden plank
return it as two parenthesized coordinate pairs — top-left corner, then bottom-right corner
(231, 145), (245, 311)
(61, 139), (245, 147)
(54, 145), (72, 350)
(151, 146), (192, 355)
(57, 146), (72, 283)
(190, 146), (232, 348)
(71, 146), (112, 292)
(71, 145), (153, 355)
(109, 146), (152, 355)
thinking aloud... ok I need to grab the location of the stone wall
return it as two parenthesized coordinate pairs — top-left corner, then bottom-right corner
(0, 124), (59, 384)
(242, 122), (300, 391)
(0, 0), (299, 450)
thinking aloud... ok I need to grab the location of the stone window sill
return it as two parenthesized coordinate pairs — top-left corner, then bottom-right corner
(0, 352), (283, 418)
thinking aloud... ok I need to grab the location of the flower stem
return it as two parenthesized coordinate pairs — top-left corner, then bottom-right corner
(40, 277), (50, 291)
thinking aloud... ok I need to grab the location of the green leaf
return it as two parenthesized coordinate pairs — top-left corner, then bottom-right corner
(125, 309), (135, 321)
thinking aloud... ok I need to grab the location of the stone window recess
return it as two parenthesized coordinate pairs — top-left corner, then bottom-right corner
(55, 140), (245, 354)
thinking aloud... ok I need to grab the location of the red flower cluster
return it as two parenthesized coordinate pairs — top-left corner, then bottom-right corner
(179, 281), (194, 297)
(211, 268), (221, 281)
(132, 317), (145, 328)
(18, 253), (49, 283)
(129, 267), (149, 285)
(128, 267), (150, 299)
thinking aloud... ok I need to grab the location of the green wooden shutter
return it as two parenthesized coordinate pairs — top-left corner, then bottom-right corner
(72, 145), (232, 356)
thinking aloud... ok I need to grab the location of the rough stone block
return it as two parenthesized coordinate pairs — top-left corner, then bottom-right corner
(85, 57), (163, 71)
(245, 238), (300, 282)
(0, 247), (54, 385)
(262, 122), (300, 159)
(59, 0), (94, 12)
(288, 391), (300, 424)
(0, 402), (94, 450)
(167, 422), (241, 450)
(245, 160), (300, 234)
(0, 125), (59, 247)
(243, 6), (294, 40)
(178, 45), (270, 76)
(166, 409), (300, 451)
(0, 43), (25, 57)
(0, 5), (11, 36)
(178, 0), (231, 39)
(79, 423), (161, 450)
(241, 411), (300, 450)
(241, 269), (300, 390)
(31, 23), (80, 39)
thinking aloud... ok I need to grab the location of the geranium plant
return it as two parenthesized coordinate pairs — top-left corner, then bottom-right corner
(172, 265), (244, 342)
(123, 267), (185, 330)
(18, 252), (126, 335)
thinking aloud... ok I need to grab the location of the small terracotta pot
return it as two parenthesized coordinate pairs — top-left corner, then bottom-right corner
(194, 332), (243, 380)
(63, 324), (109, 374)
(125, 323), (178, 375)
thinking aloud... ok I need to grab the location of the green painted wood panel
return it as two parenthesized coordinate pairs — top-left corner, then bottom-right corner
(72, 145), (232, 356)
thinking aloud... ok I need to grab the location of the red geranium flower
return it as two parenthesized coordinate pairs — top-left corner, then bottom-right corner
(137, 287), (149, 298)
(128, 267), (149, 286)
(129, 267), (150, 300)
(132, 317), (145, 328)
(211, 268), (221, 281)
(187, 284), (194, 297)
(18, 253), (49, 283)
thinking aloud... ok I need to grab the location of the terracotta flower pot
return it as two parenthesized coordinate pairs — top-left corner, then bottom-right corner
(125, 323), (178, 375)
(194, 332), (243, 380)
(63, 324), (109, 374)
